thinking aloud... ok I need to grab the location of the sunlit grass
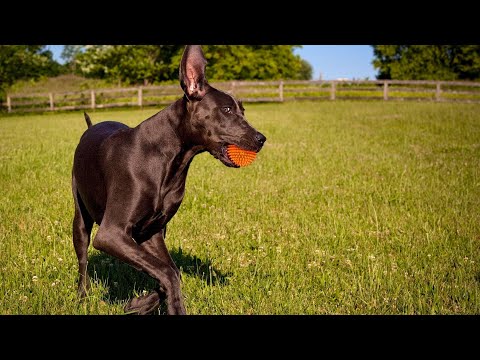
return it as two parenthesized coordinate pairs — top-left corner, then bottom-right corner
(1, 100), (479, 314)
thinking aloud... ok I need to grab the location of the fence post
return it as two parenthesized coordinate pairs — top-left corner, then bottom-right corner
(383, 81), (389, 101)
(49, 93), (54, 111)
(230, 81), (236, 96)
(279, 80), (284, 102)
(435, 82), (441, 101)
(90, 90), (96, 109)
(138, 86), (143, 107)
(330, 81), (336, 100)
(6, 95), (11, 113)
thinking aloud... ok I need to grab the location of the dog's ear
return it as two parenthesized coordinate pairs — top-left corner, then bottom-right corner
(179, 45), (209, 101)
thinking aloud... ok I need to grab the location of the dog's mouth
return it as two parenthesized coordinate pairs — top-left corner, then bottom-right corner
(218, 144), (240, 168)
(213, 144), (259, 168)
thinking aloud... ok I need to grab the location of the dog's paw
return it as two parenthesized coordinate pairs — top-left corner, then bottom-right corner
(77, 277), (91, 300)
(124, 291), (163, 315)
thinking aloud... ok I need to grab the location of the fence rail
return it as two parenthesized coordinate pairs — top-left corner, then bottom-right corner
(3, 80), (480, 113)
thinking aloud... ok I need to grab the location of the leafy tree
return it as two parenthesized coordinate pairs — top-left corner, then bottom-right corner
(202, 45), (311, 80)
(61, 45), (85, 72)
(0, 45), (62, 99)
(75, 45), (182, 85)
(74, 45), (312, 84)
(297, 58), (314, 80)
(448, 45), (480, 80)
(372, 45), (480, 80)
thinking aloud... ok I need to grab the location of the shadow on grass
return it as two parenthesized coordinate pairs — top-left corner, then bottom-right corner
(87, 247), (231, 309)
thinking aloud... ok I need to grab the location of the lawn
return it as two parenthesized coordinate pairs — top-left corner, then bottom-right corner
(0, 100), (479, 314)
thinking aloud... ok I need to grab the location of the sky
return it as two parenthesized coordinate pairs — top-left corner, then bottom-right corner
(294, 45), (377, 80)
(46, 45), (378, 81)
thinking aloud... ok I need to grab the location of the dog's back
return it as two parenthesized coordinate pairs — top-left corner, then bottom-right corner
(73, 116), (130, 224)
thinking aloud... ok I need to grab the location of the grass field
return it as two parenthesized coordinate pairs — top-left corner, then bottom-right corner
(1, 100), (479, 315)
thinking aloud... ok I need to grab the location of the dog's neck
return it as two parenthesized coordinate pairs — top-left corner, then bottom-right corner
(136, 98), (205, 174)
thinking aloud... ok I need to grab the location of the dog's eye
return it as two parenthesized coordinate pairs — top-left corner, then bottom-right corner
(222, 106), (232, 114)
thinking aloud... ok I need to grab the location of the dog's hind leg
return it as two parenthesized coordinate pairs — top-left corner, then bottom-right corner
(72, 177), (94, 299)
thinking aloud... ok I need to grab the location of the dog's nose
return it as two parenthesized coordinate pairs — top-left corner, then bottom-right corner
(255, 132), (267, 146)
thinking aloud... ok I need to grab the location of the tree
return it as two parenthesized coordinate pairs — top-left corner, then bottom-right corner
(202, 45), (312, 80)
(297, 59), (313, 80)
(61, 45), (85, 72)
(449, 45), (480, 80)
(372, 45), (480, 80)
(75, 45), (183, 85)
(0, 45), (62, 98)
(73, 45), (313, 84)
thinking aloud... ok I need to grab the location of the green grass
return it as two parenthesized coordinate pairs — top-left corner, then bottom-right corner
(1, 101), (479, 314)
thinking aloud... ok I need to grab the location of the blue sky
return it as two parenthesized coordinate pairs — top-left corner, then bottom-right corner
(294, 45), (377, 80)
(47, 45), (378, 81)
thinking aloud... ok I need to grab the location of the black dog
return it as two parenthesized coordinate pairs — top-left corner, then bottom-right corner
(71, 45), (266, 315)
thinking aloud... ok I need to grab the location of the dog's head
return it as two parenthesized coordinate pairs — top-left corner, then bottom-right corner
(179, 45), (266, 168)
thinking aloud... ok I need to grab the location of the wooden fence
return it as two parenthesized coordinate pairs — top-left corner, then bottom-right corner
(3, 80), (480, 113)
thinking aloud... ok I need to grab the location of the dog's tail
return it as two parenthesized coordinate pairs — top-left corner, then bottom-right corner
(84, 112), (93, 128)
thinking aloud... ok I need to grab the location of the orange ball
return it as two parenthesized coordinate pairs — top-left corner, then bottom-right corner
(227, 145), (257, 167)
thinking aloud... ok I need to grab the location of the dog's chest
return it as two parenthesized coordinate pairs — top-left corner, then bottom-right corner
(132, 209), (166, 241)
(131, 174), (187, 241)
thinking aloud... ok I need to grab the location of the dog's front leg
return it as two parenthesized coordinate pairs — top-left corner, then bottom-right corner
(93, 225), (186, 315)
(140, 228), (180, 279)
(124, 289), (165, 315)
(124, 229), (181, 315)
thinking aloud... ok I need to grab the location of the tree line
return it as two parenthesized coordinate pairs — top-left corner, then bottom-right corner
(1, 45), (479, 101)
(0, 45), (313, 99)
(372, 45), (480, 81)
(63, 45), (314, 85)
(0, 45), (62, 98)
